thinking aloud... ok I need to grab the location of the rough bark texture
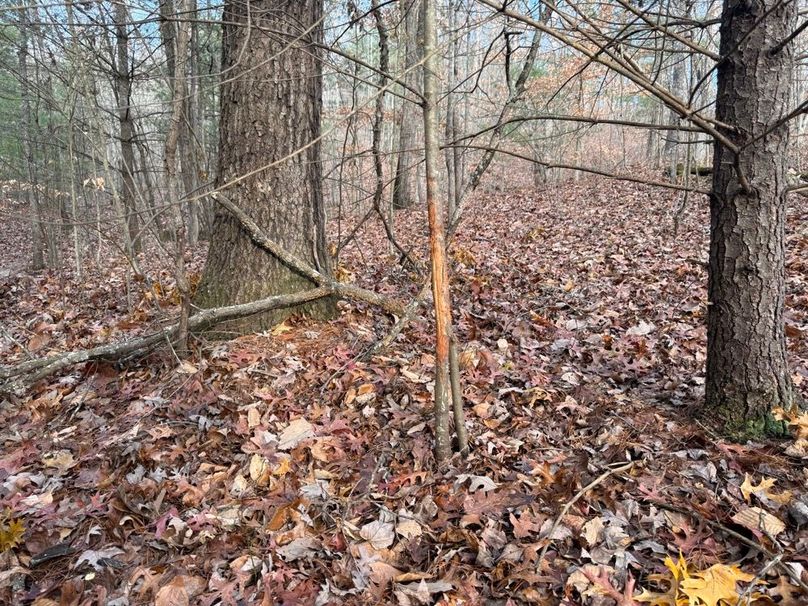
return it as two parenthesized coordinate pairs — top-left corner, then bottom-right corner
(392, 0), (423, 210)
(195, 0), (334, 332)
(705, 0), (796, 435)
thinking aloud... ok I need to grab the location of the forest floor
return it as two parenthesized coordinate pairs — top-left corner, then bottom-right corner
(0, 175), (807, 606)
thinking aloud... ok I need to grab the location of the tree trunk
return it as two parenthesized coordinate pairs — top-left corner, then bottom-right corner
(392, 0), (422, 210)
(195, 0), (334, 332)
(182, 0), (201, 248)
(423, 0), (456, 462)
(17, 6), (44, 271)
(705, 0), (797, 435)
(162, 0), (193, 355)
(113, 0), (142, 254)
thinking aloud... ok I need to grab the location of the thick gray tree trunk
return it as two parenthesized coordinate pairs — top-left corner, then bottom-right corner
(705, 0), (797, 435)
(195, 0), (334, 332)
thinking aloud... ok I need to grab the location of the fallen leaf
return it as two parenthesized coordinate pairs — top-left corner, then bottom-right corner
(740, 474), (792, 505)
(276, 537), (320, 561)
(360, 520), (395, 549)
(731, 506), (785, 537)
(278, 418), (315, 450)
(680, 564), (756, 606)
(249, 454), (270, 486)
(42, 450), (76, 472)
(73, 547), (124, 570)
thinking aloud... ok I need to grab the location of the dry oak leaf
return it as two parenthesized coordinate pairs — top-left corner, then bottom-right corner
(249, 454), (270, 486)
(276, 536), (321, 561)
(42, 450), (76, 473)
(679, 564), (756, 606)
(0, 516), (25, 552)
(395, 514), (422, 539)
(740, 474), (792, 505)
(271, 320), (294, 336)
(773, 407), (808, 439)
(155, 575), (206, 606)
(771, 575), (804, 606)
(73, 547), (124, 570)
(636, 553), (690, 606)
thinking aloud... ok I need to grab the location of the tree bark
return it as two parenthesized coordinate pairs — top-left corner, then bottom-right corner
(705, 0), (797, 435)
(17, 5), (44, 271)
(423, 0), (455, 462)
(392, 0), (422, 210)
(195, 0), (334, 333)
(113, 0), (142, 254)
(162, 0), (193, 355)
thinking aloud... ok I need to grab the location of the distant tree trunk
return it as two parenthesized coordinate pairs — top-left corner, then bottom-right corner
(704, 0), (797, 435)
(392, 0), (422, 210)
(182, 0), (201, 247)
(444, 0), (462, 217)
(161, 0), (201, 248)
(162, 0), (192, 354)
(113, 0), (142, 254)
(195, 0), (334, 332)
(18, 6), (44, 271)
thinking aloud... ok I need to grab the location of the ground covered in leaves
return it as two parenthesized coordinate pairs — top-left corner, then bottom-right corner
(1, 175), (807, 605)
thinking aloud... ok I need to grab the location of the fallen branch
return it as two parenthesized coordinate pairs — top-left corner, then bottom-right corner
(212, 193), (404, 315)
(0, 287), (334, 395)
(1, 193), (409, 394)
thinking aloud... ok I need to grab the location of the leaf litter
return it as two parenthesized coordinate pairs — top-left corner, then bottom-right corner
(0, 175), (807, 604)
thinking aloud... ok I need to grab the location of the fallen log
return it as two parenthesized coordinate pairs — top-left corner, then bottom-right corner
(1, 192), (409, 395)
(0, 287), (335, 395)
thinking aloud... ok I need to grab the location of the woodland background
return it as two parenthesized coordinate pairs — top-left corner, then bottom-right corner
(0, 0), (807, 605)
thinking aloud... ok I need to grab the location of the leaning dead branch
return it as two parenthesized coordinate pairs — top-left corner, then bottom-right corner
(212, 193), (404, 315)
(1, 194), (409, 393)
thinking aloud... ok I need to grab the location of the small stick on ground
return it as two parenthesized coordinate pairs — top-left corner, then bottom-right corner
(537, 461), (636, 568)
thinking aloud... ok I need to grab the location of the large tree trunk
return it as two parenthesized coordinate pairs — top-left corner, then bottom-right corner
(392, 0), (422, 210)
(705, 0), (797, 435)
(195, 0), (333, 332)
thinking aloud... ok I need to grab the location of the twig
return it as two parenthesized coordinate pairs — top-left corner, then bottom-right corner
(738, 552), (782, 605)
(0, 323), (35, 361)
(537, 461), (635, 567)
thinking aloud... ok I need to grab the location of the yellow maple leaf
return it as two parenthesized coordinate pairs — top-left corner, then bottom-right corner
(680, 564), (755, 606)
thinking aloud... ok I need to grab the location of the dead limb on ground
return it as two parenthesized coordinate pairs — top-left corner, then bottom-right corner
(0, 194), (406, 395)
